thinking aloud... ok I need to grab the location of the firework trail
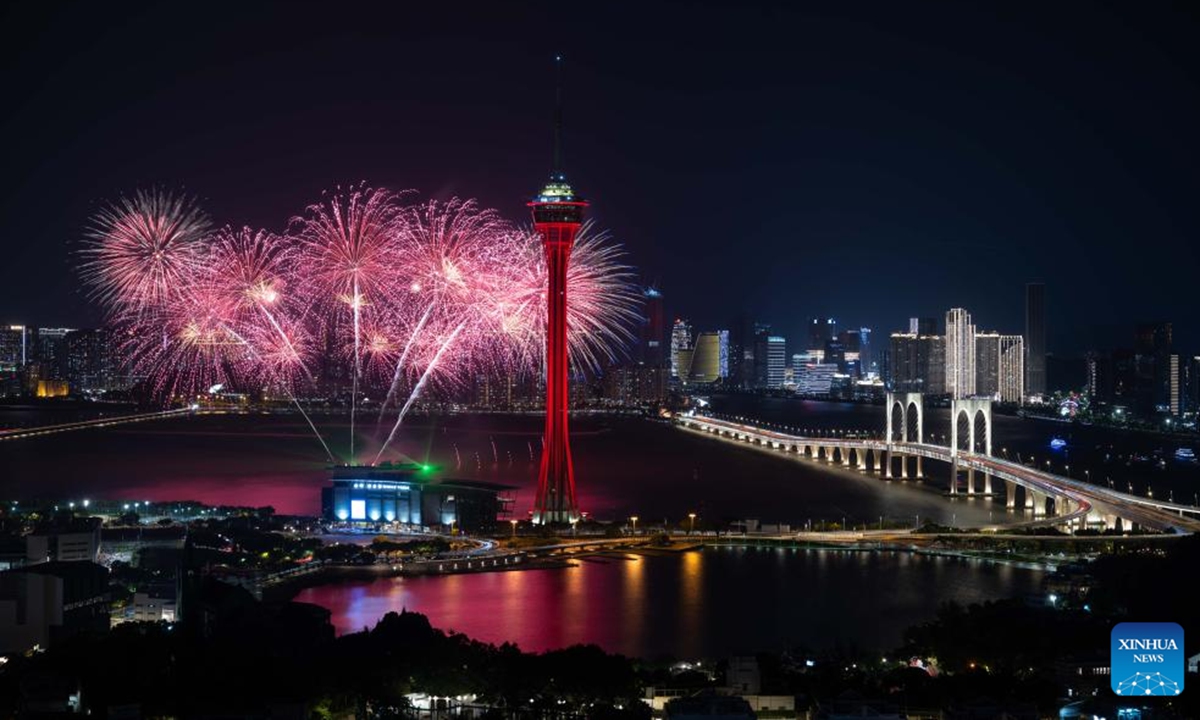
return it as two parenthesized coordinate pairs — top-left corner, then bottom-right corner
(373, 321), (465, 465)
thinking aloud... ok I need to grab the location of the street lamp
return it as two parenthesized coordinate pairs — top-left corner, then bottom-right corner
(510, 519), (518, 538)
(630, 515), (639, 534)
(688, 512), (697, 535)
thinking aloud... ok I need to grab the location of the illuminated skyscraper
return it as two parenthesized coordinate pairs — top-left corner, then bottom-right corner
(639, 287), (665, 366)
(670, 319), (692, 380)
(1169, 354), (1180, 416)
(688, 332), (723, 384)
(976, 332), (1024, 403)
(945, 308), (975, 399)
(766, 336), (787, 389)
(0, 325), (28, 369)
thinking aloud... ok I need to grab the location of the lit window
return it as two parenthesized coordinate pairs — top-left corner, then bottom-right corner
(350, 500), (366, 520)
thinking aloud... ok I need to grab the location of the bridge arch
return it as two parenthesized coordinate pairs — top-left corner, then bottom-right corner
(886, 392), (924, 444)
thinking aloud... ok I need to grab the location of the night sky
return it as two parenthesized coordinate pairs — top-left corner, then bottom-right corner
(3, 2), (1198, 355)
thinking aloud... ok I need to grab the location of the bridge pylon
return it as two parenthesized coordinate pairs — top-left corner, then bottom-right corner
(885, 393), (924, 480)
(950, 397), (993, 496)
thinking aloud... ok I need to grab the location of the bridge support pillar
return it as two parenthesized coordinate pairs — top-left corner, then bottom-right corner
(966, 468), (975, 495)
(842, 449), (850, 467)
(900, 454), (908, 479)
(884, 450), (892, 479)
(874, 451), (882, 473)
(1031, 491), (1046, 516)
(915, 455), (924, 479)
(1005, 481), (1016, 509)
(983, 473), (992, 496)
(1024, 487), (1034, 512)
(949, 460), (958, 495)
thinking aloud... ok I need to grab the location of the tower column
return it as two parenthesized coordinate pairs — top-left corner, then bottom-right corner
(528, 84), (587, 525)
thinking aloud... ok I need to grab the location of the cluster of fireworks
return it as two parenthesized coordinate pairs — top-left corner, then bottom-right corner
(80, 187), (641, 464)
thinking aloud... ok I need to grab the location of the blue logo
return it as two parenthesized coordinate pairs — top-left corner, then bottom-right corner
(1111, 622), (1184, 696)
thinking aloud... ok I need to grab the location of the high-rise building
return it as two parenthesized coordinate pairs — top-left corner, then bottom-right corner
(838, 329), (863, 377)
(752, 323), (773, 387)
(1169, 354), (1180, 417)
(602, 364), (667, 406)
(32, 327), (73, 381)
(858, 327), (873, 375)
(1085, 352), (1101, 398)
(728, 313), (755, 391)
(909, 317), (938, 336)
(975, 333), (1001, 397)
(1134, 322), (1172, 415)
(0, 325), (28, 370)
(688, 331), (727, 384)
(924, 335), (946, 395)
(808, 317), (836, 352)
(824, 338), (846, 372)
(888, 333), (920, 391)
(1188, 356), (1200, 414)
(670, 319), (692, 380)
(945, 308), (976, 399)
(1025, 283), (1046, 397)
(64, 329), (119, 393)
(716, 329), (729, 379)
(998, 335), (1025, 404)
(795, 362), (838, 396)
(638, 288), (666, 367)
(766, 336), (787, 389)
(888, 331), (946, 395)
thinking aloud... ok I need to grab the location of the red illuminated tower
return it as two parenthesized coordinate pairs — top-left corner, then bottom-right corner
(531, 57), (585, 525)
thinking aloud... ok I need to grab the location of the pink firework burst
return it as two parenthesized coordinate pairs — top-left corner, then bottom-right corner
(80, 189), (210, 313)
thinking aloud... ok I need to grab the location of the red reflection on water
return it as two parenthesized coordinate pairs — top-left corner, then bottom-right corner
(295, 557), (651, 655)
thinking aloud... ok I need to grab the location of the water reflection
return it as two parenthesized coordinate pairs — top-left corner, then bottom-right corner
(296, 547), (1044, 659)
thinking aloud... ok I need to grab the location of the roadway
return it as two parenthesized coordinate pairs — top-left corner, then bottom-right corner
(0, 406), (198, 441)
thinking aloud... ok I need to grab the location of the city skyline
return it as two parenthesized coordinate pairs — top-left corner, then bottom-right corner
(3, 4), (1200, 355)
(4, 6), (1200, 715)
